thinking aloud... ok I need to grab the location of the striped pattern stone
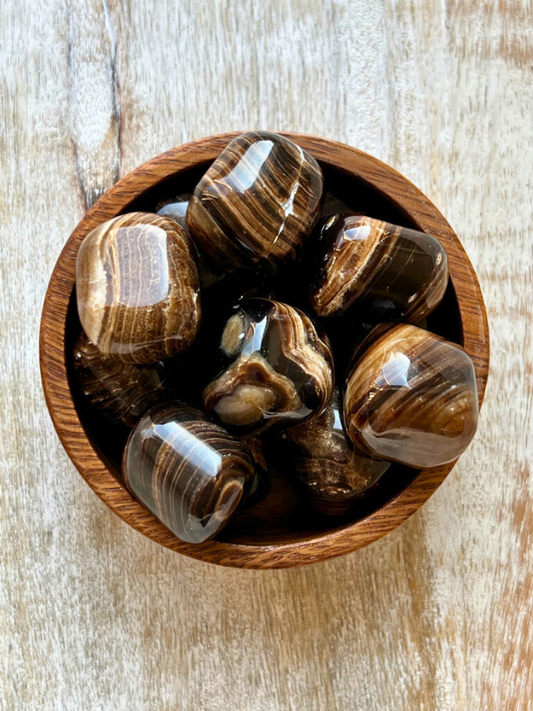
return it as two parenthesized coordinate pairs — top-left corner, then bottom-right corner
(187, 131), (323, 272)
(344, 324), (478, 468)
(76, 212), (201, 363)
(122, 402), (255, 543)
(311, 214), (448, 323)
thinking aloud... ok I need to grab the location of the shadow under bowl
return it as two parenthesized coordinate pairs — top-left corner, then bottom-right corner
(40, 132), (490, 569)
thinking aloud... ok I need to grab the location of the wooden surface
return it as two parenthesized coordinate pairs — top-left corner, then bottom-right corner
(1, 0), (531, 707)
(40, 133), (489, 568)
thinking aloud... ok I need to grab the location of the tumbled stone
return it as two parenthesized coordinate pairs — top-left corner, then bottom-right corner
(344, 324), (478, 468)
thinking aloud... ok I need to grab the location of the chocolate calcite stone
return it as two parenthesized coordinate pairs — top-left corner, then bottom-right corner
(76, 212), (200, 364)
(203, 298), (334, 435)
(72, 332), (176, 427)
(344, 324), (478, 468)
(272, 389), (390, 515)
(156, 193), (191, 229)
(240, 437), (271, 509)
(187, 131), (324, 272)
(122, 402), (255, 543)
(310, 214), (448, 324)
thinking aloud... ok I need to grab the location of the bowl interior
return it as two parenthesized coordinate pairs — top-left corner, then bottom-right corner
(65, 160), (462, 547)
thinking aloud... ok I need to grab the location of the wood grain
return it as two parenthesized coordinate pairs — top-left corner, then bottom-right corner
(2, 0), (532, 709)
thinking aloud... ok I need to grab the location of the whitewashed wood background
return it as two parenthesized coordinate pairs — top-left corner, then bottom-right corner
(1, 1), (532, 709)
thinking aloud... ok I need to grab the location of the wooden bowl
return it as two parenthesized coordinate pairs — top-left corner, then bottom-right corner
(40, 132), (490, 569)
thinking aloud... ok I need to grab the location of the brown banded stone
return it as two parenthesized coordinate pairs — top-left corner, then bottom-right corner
(72, 332), (176, 427)
(240, 437), (271, 509)
(76, 212), (200, 364)
(344, 324), (478, 468)
(156, 193), (191, 229)
(122, 402), (256, 543)
(272, 389), (390, 515)
(310, 214), (448, 324)
(187, 131), (324, 272)
(203, 298), (334, 434)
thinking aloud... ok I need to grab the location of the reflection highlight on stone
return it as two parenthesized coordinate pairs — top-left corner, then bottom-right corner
(344, 324), (478, 468)
(203, 298), (334, 434)
(187, 131), (324, 272)
(76, 212), (200, 364)
(156, 193), (191, 229)
(122, 402), (256, 543)
(311, 214), (448, 324)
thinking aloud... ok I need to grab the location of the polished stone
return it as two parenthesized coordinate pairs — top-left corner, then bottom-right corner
(76, 212), (201, 364)
(156, 193), (191, 229)
(203, 298), (334, 434)
(273, 389), (390, 515)
(72, 332), (176, 427)
(344, 324), (478, 468)
(122, 402), (256, 543)
(240, 437), (271, 509)
(310, 214), (448, 324)
(187, 131), (324, 272)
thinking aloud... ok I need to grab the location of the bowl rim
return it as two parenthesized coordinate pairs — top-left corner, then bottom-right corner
(39, 131), (490, 569)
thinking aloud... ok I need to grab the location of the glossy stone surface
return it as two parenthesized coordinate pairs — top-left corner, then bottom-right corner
(344, 324), (478, 468)
(156, 193), (191, 229)
(122, 402), (256, 543)
(76, 212), (201, 364)
(203, 298), (334, 434)
(310, 214), (448, 324)
(240, 437), (271, 509)
(272, 389), (390, 515)
(72, 332), (175, 427)
(187, 131), (324, 272)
